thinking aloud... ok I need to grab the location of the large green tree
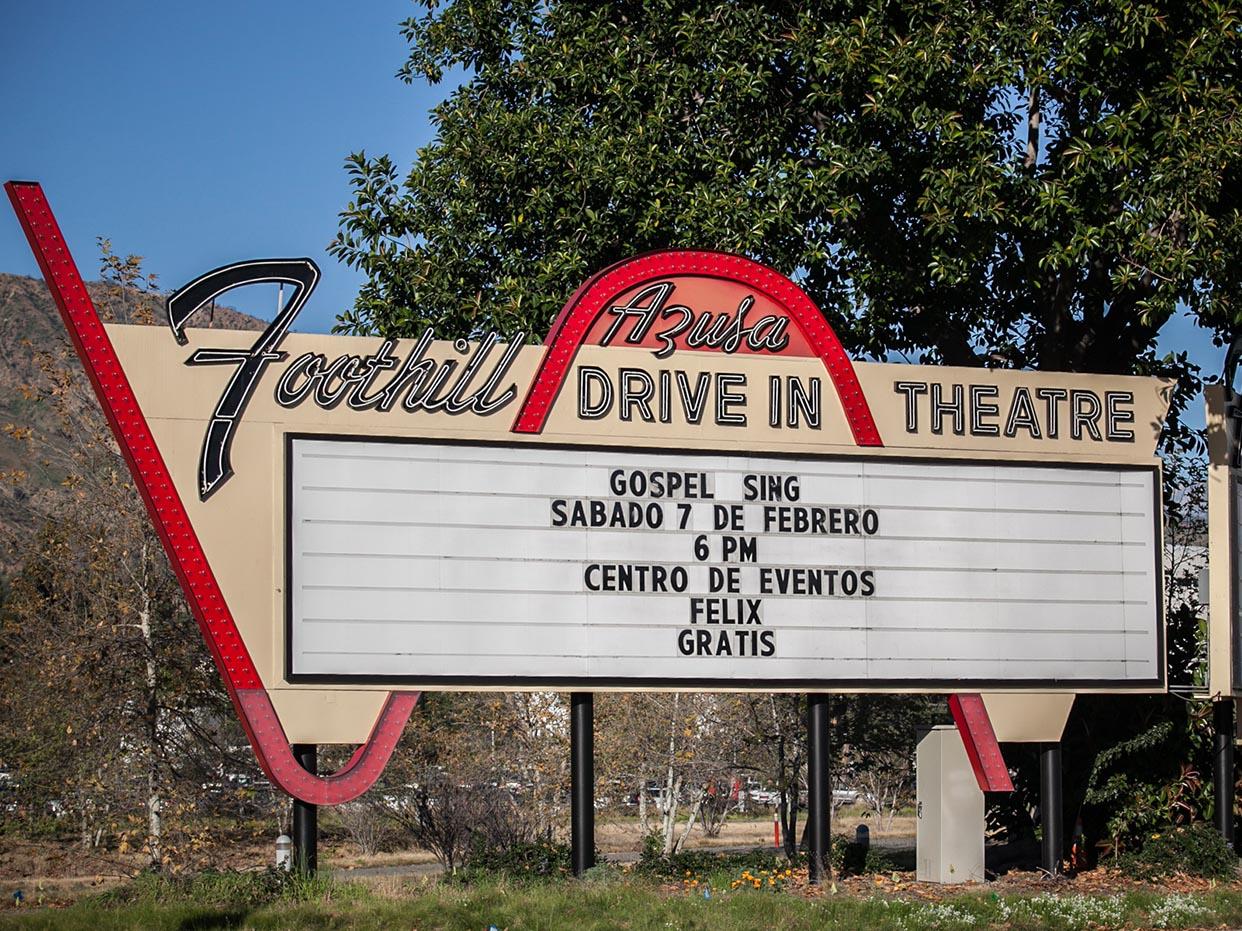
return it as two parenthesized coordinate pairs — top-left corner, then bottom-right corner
(332, 0), (1242, 857)
(333, 0), (1240, 407)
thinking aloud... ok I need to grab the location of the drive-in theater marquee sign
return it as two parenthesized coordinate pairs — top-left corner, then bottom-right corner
(7, 181), (1169, 804)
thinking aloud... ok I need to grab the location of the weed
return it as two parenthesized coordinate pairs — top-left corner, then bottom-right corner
(1119, 822), (1238, 880)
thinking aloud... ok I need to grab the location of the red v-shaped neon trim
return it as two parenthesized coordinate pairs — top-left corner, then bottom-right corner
(949, 694), (1016, 793)
(5, 181), (417, 804)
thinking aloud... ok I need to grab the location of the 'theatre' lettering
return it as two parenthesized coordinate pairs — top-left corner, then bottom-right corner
(893, 380), (1136, 442)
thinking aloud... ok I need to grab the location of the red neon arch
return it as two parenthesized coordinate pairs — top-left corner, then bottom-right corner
(5, 181), (418, 805)
(512, 250), (884, 445)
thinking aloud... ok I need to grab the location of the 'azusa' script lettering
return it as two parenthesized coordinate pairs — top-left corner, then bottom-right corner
(599, 281), (790, 358)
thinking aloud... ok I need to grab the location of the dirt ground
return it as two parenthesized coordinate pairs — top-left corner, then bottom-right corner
(3, 827), (1237, 912)
(594, 810), (915, 853)
(0, 808), (914, 885)
(0, 809), (914, 903)
(0, 838), (137, 884)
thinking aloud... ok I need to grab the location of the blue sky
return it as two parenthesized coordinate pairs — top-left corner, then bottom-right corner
(0, 1), (1226, 397)
(1, 0), (450, 333)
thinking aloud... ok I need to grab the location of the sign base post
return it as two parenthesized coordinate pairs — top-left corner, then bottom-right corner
(1040, 743), (1062, 875)
(1215, 700), (1235, 848)
(571, 693), (595, 876)
(292, 744), (318, 875)
(807, 694), (831, 884)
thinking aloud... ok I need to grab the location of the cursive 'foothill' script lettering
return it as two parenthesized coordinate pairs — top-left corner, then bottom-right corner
(274, 331), (523, 416)
(165, 257), (523, 500)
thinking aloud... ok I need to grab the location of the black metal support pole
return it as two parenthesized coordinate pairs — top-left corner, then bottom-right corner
(807, 693), (831, 884)
(571, 692), (595, 876)
(1214, 699), (1235, 848)
(292, 744), (318, 875)
(1040, 742), (1063, 875)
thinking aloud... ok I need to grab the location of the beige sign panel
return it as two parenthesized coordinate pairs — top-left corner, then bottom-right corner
(980, 693), (1076, 743)
(105, 304), (1169, 747)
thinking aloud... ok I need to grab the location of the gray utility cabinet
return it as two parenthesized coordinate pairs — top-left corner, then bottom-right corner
(916, 725), (985, 884)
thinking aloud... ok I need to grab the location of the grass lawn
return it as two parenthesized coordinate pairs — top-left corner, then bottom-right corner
(3, 870), (1242, 931)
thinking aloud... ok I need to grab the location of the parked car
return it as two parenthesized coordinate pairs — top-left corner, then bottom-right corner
(746, 788), (780, 806)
